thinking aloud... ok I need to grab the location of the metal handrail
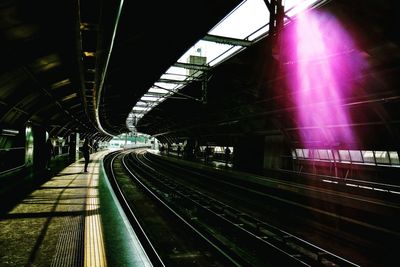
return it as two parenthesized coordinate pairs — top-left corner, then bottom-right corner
(0, 147), (25, 151)
(0, 163), (27, 176)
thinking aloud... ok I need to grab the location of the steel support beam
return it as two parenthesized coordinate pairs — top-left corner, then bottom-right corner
(173, 62), (210, 71)
(203, 34), (252, 47)
(158, 78), (188, 84)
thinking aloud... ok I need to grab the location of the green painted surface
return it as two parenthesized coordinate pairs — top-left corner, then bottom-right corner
(98, 161), (150, 267)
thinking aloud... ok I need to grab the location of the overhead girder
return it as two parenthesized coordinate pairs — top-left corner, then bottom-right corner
(173, 62), (210, 71)
(157, 78), (189, 84)
(203, 34), (253, 47)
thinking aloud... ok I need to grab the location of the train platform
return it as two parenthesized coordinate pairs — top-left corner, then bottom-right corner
(158, 150), (233, 170)
(0, 150), (151, 267)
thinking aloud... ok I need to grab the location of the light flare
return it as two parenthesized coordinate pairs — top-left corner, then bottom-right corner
(281, 10), (367, 146)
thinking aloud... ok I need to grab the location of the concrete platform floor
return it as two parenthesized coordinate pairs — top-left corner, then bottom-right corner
(0, 150), (151, 267)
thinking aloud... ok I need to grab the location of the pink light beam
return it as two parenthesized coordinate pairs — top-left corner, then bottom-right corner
(282, 9), (367, 146)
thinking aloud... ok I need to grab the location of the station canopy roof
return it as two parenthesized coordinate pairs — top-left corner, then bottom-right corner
(0, 0), (399, 148)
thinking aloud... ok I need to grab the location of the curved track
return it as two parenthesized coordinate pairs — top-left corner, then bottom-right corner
(139, 150), (399, 267)
(104, 148), (400, 266)
(104, 149), (247, 266)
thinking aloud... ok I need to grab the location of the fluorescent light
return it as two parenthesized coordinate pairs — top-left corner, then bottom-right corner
(1, 129), (19, 136)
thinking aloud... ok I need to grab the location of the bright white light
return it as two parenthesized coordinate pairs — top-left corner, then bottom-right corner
(154, 82), (177, 90)
(285, 0), (325, 17)
(178, 40), (234, 65)
(135, 101), (147, 106)
(210, 0), (269, 39)
(148, 87), (169, 94)
(165, 66), (187, 76)
(132, 106), (147, 111)
(141, 96), (160, 101)
(161, 73), (186, 81)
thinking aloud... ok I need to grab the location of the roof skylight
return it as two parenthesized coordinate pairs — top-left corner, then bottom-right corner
(126, 0), (327, 133)
(209, 0), (269, 40)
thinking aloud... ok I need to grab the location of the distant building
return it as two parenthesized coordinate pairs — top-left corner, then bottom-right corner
(187, 54), (207, 79)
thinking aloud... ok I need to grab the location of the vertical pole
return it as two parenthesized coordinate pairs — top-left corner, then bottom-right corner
(76, 133), (80, 159)
(68, 133), (79, 163)
(202, 73), (208, 104)
(33, 126), (46, 172)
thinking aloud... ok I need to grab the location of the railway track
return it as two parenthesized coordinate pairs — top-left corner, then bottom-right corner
(139, 150), (400, 267)
(105, 148), (399, 266)
(104, 150), (246, 266)
(124, 150), (361, 266)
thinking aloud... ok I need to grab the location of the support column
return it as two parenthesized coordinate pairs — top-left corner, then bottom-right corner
(183, 138), (196, 160)
(233, 134), (292, 174)
(68, 133), (79, 163)
(233, 135), (264, 174)
(263, 135), (292, 170)
(15, 125), (26, 167)
(32, 126), (46, 172)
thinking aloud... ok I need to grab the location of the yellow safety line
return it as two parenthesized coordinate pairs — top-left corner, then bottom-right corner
(84, 162), (107, 267)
